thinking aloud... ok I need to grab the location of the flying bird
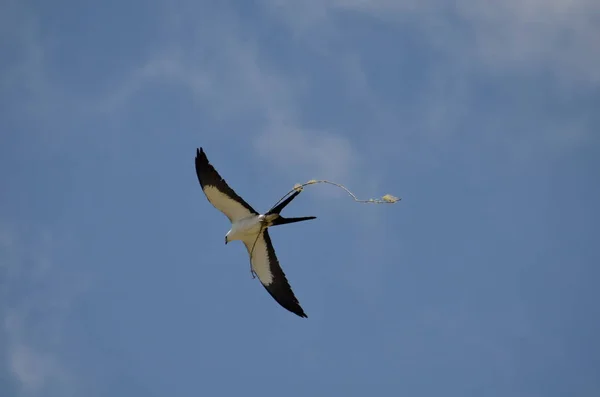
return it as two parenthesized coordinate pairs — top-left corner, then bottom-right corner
(194, 147), (316, 318)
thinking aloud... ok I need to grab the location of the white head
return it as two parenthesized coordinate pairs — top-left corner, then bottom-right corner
(225, 228), (234, 244)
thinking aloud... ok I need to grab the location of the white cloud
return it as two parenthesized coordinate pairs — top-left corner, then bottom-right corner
(452, 0), (600, 84)
(100, 7), (361, 187)
(5, 318), (72, 396)
(0, 226), (81, 397)
(0, 2), (48, 110)
(1, 0), (362, 188)
(261, 0), (599, 164)
(9, 343), (51, 393)
(266, 0), (600, 85)
(255, 122), (357, 182)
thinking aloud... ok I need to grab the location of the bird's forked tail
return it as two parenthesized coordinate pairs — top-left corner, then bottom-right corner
(270, 216), (316, 226)
(266, 189), (316, 226)
(266, 190), (302, 215)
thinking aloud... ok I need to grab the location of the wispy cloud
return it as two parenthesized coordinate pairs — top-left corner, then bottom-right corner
(273, 0), (600, 85)
(262, 0), (600, 164)
(90, 5), (361, 188)
(0, 2), (49, 115)
(5, 320), (73, 396)
(0, 1), (98, 155)
(0, 225), (82, 397)
(451, 0), (600, 85)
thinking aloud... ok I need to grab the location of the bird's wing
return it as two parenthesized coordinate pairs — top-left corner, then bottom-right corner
(241, 230), (307, 318)
(195, 148), (258, 222)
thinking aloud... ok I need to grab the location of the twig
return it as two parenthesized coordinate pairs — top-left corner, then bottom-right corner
(270, 179), (401, 210)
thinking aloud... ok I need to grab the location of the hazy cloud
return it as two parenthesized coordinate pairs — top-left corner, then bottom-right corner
(97, 7), (361, 185)
(261, 0), (600, 163)
(0, 226), (82, 397)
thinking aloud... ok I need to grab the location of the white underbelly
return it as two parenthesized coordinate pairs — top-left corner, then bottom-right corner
(231, 215), (263, 236)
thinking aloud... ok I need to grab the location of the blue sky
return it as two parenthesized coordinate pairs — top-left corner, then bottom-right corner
(1, 0), (599, 396)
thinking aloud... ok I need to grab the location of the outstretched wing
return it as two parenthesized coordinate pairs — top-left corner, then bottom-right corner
(241, 230), (307, 318)
(195, 147), (258, 222)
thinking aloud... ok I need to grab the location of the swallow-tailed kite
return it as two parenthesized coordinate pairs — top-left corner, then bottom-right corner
(195, 147), (315, 318)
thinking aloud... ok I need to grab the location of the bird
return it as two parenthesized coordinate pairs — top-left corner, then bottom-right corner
(194, 147), (316, 318)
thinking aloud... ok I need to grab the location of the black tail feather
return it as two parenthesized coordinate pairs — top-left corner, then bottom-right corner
(266, 190), (301, 215)
(271, 216), (316, 226)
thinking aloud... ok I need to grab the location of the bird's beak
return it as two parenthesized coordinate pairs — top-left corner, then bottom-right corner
(225, 237), (228, 245)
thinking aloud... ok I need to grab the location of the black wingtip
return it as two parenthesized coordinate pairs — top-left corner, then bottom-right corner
(195, 148), (209, 168)
(291, 305), (308, 318)
(263, 286), (309, 318)
(287, 305), (308, 318)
